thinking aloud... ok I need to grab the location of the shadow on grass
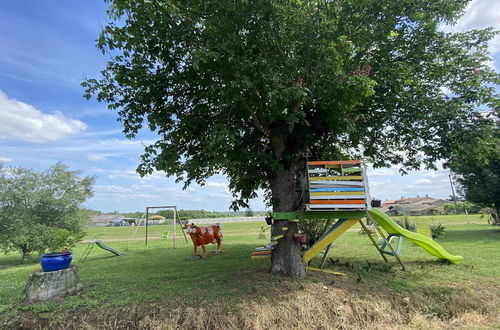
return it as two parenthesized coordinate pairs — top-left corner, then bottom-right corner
(76, 255), (122, 263)
(436, 227), (500, 243)
(4, 238), (500, 330)
(0, 255), (40, 269)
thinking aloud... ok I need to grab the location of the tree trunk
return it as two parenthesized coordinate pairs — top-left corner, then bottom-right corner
(269, 167), (306, 278)
(493, 203), (500, 225)
(21, 246), (30, 261)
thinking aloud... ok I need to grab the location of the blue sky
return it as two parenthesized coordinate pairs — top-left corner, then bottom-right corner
(0, 1), (499, 212)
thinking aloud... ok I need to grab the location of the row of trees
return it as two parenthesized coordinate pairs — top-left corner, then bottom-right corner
(442, 202), (486, 215)
(0, 163), (94, 260)
(98, 208), (259, 220)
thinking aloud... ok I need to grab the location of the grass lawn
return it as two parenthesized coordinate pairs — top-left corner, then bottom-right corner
(1, 216), (499, 329)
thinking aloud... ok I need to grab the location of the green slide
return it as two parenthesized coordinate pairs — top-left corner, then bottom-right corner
(367, 209), (464, 264)
(91, 239), (126, 256)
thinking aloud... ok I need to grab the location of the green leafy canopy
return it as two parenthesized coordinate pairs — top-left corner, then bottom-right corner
(0, 163), (95, 259)
(445, 109), (500, 221)
(83, 0), (499, 209)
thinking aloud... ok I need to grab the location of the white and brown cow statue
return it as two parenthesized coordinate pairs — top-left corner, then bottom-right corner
(184, 223), (222, 257)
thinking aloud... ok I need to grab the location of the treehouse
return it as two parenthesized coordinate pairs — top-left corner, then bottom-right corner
(254, 160), (463, 275)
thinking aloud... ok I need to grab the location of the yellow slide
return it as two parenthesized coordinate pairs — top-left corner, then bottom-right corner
(368, 209), (464, 264)
(303, 218), (358, 263)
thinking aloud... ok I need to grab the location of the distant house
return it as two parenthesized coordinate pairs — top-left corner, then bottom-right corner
(111, 218), (133, 226)
(91, 214), (125, 227)
(147, 215), (166, 225)
(380, 197), (448, 216)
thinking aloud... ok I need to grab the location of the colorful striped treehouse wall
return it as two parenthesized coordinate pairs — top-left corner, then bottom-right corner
(306, 160), (372, 211)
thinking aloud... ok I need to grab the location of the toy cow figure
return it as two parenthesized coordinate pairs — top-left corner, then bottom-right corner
(184, 223), (222, 257)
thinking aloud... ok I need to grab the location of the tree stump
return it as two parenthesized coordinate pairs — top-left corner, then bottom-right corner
(24, 265), (83, 303)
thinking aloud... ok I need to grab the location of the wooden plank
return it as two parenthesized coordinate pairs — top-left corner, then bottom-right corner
(310, 200), (366, 204)
(342, 168), (362, 174)
(362, 167), (372, 211)
(252, 251), (272, 256)
(307, 266), (346, 276)
(309, 180), (364, 185)
(307, 160), (361, 165)
(310, 195), (366, 200)
(311, 191), (365, 196)
(309, 182), (365, 187)
(326, 164), (360, 169)
(308, 204), (366, 209)
(310, 188), (365, 192)
(303, 218), (358, 262)
(309, 176), (363, 181)
(307, 168), (330, 174)
(255, 246), (273, 251)
(251, 255), (271, 260)
(271, 210), (367, 220)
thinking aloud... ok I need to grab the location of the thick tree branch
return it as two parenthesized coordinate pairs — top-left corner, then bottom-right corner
(239, 95), (270, 136)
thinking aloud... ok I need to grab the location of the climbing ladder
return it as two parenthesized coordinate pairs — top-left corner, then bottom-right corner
(80, 234), (99, 262)
(80, 235), (126, 261)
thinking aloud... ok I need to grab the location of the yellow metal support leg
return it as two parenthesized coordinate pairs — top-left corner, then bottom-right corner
(359, 219), (389, 262)
(303, 218), (358, 263)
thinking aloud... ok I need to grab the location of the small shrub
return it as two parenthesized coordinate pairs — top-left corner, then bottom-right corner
(258, 225), (270, 239)
(396, 218), (416, 232)
(47, 229), (85, 253)
(358, 223), (374, 235)
(430, 222), (446, 239)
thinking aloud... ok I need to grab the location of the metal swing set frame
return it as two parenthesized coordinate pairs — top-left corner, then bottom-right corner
(126, 205), (187, 251)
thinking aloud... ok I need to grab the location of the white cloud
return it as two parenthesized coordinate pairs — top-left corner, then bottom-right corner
(414, 178), (433, 185)
(0, 157), (13, 162)
(0, 91), (86, 143)
(95, 185), (132, 193)
(368, 167), (400, 177)
(441, 0), (500, 66)
(86, 154), (107, 161)
(424, 170), (449, 179)
(90, 166), (168, 181)
(369, 179), (392, 187)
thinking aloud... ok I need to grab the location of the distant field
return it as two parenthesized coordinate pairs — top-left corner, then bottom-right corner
(84, 220), (263, 242)
(83, 213), (488, 242)
(390, 213), (487, 225)
(1, 214), (499, 329)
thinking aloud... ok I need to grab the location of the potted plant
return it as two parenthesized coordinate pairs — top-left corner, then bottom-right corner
(41, 229), (85, 272)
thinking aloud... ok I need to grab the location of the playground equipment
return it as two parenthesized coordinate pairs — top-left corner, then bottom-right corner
(126, 205), (187, 251)
(255, 160), (464, 271)
(80, 236), (125, 261)
(306, 160), (371, 211)
(368, 209), (464, 264)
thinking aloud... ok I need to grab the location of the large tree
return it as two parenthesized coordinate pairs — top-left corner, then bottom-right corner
(0, 163), (94, 260)
(83, 0), (498, 277)
(446, 110), (500, 224)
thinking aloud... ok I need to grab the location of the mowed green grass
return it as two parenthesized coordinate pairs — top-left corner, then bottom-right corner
(0, 216), (499, 328)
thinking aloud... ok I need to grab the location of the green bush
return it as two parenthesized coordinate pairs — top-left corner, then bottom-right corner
(396, 215), (416, 232)
(258, 225), (270, 239)
(47, 229), (85, 254)
(430, 222), (446, 239)
(299, 219), (333, 247)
